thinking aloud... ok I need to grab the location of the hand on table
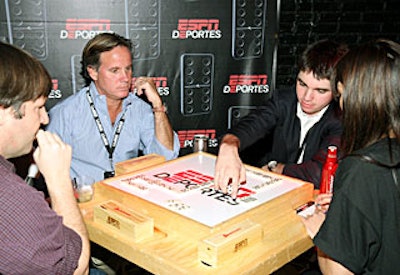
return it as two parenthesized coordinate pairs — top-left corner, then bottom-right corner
(214, 135), (246, 199)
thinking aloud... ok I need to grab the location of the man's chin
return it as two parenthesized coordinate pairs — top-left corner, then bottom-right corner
(301, 106), (318, 115)
(25, 144), (34, 155)
(117, 90), (129, 99)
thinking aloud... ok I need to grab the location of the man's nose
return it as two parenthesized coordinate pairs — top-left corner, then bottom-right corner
(121, 70), (131, 81)
(41, 109), (49, 125)
(303, 89), (314, 100)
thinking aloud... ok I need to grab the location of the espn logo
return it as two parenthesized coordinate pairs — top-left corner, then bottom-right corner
(177, 129), (216, 148)
(60, 19), (112, 40)
(52, 79), (59, 91)
(178, 19), (219, 31)
(236, 187), (256, 199)
(172, 19), (222, 39)
(154, 169), (213, 185)
(152, 77), (167, 88)
(223, 74), (269, 94)
(49, 79), (62, 99)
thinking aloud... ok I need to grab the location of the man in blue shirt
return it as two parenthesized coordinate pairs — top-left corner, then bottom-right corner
(47, 33), (180, 181)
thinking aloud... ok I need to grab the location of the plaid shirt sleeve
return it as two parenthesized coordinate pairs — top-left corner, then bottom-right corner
(0, 157), (82, 275)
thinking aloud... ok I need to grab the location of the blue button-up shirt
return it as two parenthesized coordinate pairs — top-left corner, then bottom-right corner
(47, 83), (180, 181)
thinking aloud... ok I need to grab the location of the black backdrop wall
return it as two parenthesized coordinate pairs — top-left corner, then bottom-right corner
(0, 0), (278, 157)
(2, 0), (399, 176)
(277, 0), (400, 89)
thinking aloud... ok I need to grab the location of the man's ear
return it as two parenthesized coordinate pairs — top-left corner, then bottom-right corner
(87, 66), (98, 81)
(337, 82), (344, 93)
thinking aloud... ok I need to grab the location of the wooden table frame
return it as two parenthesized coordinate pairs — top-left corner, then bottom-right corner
(79, 154), (314, 274)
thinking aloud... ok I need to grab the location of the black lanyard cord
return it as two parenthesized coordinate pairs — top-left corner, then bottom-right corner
(85, 89), (126, 169)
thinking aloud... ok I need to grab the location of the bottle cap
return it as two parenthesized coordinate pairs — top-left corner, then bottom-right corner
(327, 145), (337, 158)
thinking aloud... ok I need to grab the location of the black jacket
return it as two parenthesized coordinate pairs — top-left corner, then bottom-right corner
(228, 87), (342, 187)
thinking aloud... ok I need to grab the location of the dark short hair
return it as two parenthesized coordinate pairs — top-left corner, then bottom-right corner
(0, 42), (51, 112)
(298, 39), (349, 80)
(80, 32), (133, 86)
(333, 39), (400, 154)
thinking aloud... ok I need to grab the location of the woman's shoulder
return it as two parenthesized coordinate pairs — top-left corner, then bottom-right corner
(352, 138), (400, 166)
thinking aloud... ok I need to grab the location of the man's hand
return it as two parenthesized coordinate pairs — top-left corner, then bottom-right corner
(33, 129), (72, 186)
(135, 76), (174, 151)
(34, 130), (90, 275)
(214, 134), (246, 199)
(135, 77), (162, 108)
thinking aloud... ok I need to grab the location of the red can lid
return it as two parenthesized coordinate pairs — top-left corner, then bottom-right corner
(327, 145), (337, 159)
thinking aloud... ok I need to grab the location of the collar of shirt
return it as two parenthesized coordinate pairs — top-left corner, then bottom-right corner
(296, 103), (329, 163)
(296, 102), (329, 146)
(0, 155), (15, 172)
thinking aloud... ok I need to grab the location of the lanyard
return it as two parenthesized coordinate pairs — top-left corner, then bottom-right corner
(86, 89), (126, 170)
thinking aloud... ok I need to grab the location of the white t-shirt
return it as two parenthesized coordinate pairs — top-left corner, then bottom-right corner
(296, 103), (329, 163)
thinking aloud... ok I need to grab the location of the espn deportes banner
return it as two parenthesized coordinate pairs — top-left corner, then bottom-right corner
(0, 0), (278, 156)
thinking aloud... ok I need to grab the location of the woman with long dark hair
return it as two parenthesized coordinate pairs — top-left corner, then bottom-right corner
(302, 39), (400, 274)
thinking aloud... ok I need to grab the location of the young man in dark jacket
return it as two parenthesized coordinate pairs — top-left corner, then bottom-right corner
(214, 39), (348, 198)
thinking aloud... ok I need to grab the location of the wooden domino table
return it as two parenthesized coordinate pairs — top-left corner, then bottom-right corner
(79, 152), (314, 274)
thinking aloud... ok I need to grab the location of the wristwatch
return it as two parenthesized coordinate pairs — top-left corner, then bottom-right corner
(267, 160), (278, 172)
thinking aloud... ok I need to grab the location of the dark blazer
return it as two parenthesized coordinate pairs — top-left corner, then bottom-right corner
(227, 86), (342, 188)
